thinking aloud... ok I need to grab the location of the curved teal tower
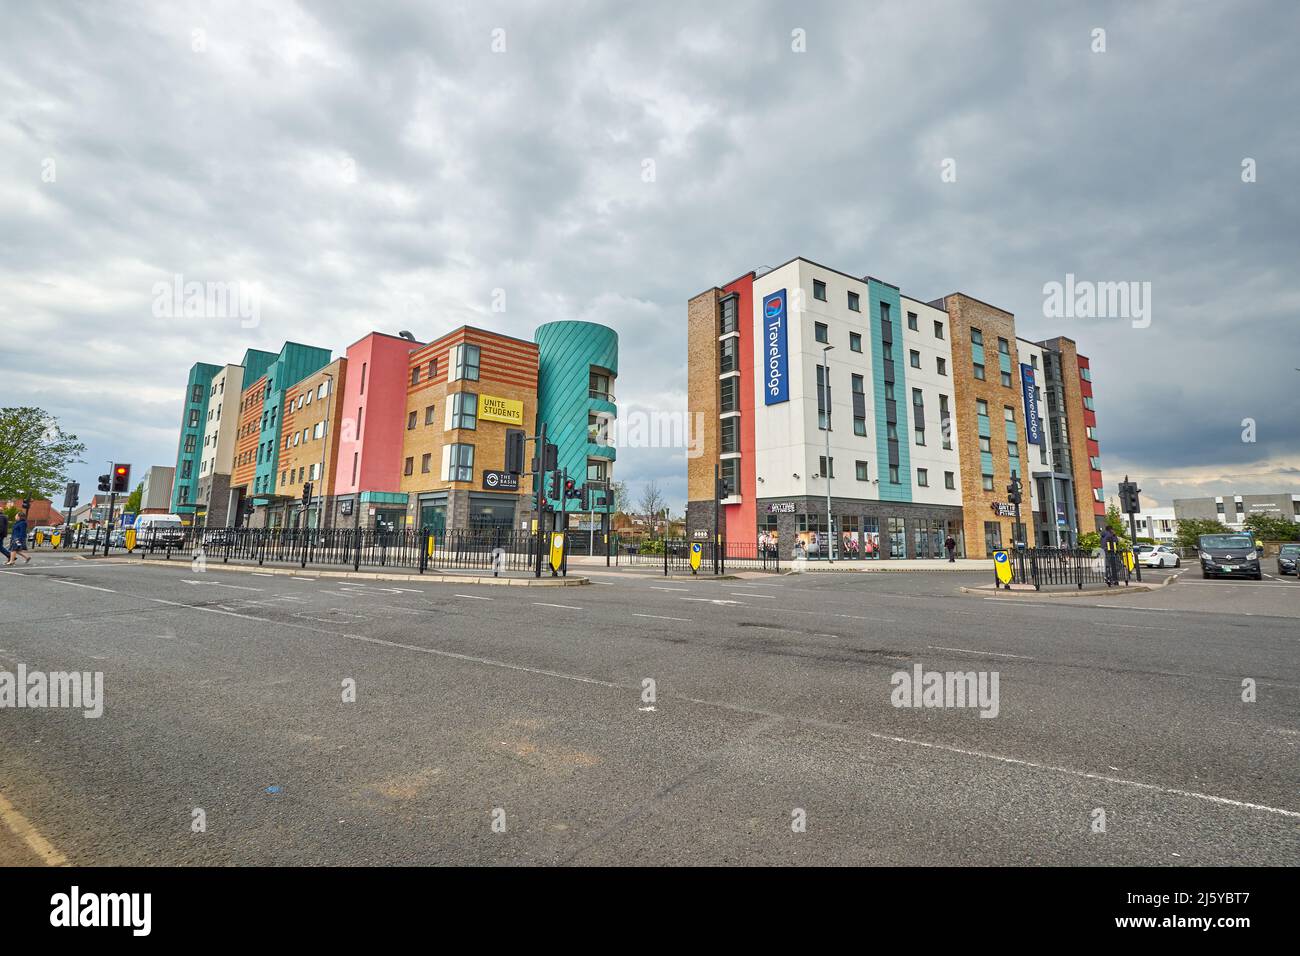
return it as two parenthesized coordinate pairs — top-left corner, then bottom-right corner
(535, 321), (618, 512)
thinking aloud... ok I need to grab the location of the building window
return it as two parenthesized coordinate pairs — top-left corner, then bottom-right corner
(998, 337), (1010, 355)
(934, 320), (944, 339)
(720, 377), (738, 412)
(880, 302), (891, 322)
(180, 460), (192, 479)
(813, 279), (827, 301)
(719, 337), (737, 374)
(451, 392), (478, 430)
(184, 435), (196, 453)
(818, 456), (834, 479)
(720, 416), (739, 454)
(814, 322), (829, 345)
(970, 328), (983, 345)
(907, 312), (918, 331)
(1000, 370), (1012, 387)
(917, 468), (929, 487)
(889, 465), (900, 484)
(976, 399), (988, 416)
(936, 357), (947, 375)
(452, 343), (481, 382)
(945, 471), (955, 490)
(855, 460), (869, 481)
(404, 457), (414, 476)
(313, 421), (325, 440)
(426, 358), (437, 381)
(359, 362), (367, 395)
(1080, 367), (1092, 382)
(445, 443), (474, 482)
(1086, 426), (1097, 440)
(425, 405), (436, 425)
(188, 409), (200, 427)
(909, 350), (920, 368)
(410, 367), (420, 385)
(816, 364), (831, 430)
(850, 332), (862, 352)
(847, 291), (860, 312)
(979, 436), (991, 453)
(407, 411), (417, 430)
(587, 458), (609, 482)
(720, 296), (738, 335)
(1004, 406), (1015, 421)
(854, 417), (867, 437)
(1083, 396), (1095, 410)
(974, 362), (985, 380)
(719, 457), (738, 497)
(914, 428), (926, 446)
(421, 453), (432, 474)
(351, 452), (359, 485)
(982, 473), (994, 491)
(1007, 441), (1019, 459)
(589, 369), (613, 401)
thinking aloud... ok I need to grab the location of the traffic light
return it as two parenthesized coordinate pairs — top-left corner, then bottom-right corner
(301, 482), (313, 509)
(98, 473), (111, 493)
(564, 478), (579, 500)
(21, 496), (32, 512)
(1006, 474), (1022, 506)
(504, 429), (526, 475)
(111, 463), (131, 493)
(716, 477), (731, 500)
(63, 482), (79, 510)
(547, 469), (562, 502)
(1118, 478), (1141, 514)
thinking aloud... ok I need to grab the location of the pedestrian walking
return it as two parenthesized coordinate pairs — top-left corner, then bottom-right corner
(0, 511), (10, 564)
(6, 511), (31, 565)
(944, 534), (957, 562)
(1101, 526), (1120, 586)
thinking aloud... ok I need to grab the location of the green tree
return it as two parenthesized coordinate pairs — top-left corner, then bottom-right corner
(125, 481), (144, 515)
(608, 480), (629, 513)
(1174, 517), (1230, 550)
(0, 407), (86, 501)
(1243, 513), (1300, 542)
(1104, 504), (1131, 540)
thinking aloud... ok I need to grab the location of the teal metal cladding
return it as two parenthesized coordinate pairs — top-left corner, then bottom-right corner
(868, 280), (912, 502)
(535, 321), (619, 512)
(171, 362), (221, 513)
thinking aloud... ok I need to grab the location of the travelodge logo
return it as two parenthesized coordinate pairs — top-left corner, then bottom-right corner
(763, 289), (789, 406)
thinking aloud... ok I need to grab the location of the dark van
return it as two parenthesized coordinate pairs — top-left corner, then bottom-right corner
(1277, 543), (1300, 576)
(1198, 533), (1262, 580)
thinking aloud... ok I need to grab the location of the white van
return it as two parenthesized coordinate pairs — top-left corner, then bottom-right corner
(134, 514), (185, 547)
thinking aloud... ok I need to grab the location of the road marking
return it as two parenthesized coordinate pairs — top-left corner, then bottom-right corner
(681, 598), (745, 606)
(454, 594), (493, 601)
(649, 586), (689, 592)
(0, 791), (68, 866)
(49, 580), (115, 593)
(633, 613), (692, 622)
(730, 592), (776, 599)
(532, 602), (583, 610)
(929, 645), (1035, 660)
(291, 577), (314, 581)
(182, 580), (263, 591)
(1093, 621), (1174, 631)
(388, 588), (425, 593)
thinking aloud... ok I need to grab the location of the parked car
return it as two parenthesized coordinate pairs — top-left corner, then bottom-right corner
(135, 514), (186, 548)
(1277, 543), (1300, 576)
(1197, 533), (1261, 580)
(1139, 544), (1181, 568)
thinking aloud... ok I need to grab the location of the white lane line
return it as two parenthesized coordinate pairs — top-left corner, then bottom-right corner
(649, 586), (690, 592)
(0, 791), (68, 867)
(388, 588), (425, 593)
(455, 594), (493, 601)
(929, 645), (1035, 660)
(252, 572), (273, 577)
(181, 580), (263, 591)
(681, 597), (745, 606)
(1093, 621), (1174, 630)
(532, 602), (583, 610)
(291, 577), (314, 582)
(633, 613), (693, 622)
(730, 592), (776, 599)
(49, 580), (115, 593)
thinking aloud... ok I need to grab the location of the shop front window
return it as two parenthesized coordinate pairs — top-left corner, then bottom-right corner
(888, 517), (906, 558)
(863, 518), (881, 559)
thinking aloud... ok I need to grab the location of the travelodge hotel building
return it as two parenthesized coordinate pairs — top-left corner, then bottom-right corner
(687, 257), (1104, 560)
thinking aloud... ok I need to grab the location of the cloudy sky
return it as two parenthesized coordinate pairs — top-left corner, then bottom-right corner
(2, 0), (1297, 512)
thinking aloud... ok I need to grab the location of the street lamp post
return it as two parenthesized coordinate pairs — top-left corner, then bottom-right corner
(822, 344), (835, 563)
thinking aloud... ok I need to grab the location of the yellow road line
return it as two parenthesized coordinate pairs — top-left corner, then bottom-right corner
(0, 791), (68, 866)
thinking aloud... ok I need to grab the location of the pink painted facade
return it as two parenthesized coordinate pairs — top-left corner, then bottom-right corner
(333, 332), (424, 495)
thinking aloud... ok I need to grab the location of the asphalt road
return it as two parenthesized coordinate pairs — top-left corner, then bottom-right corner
(0, 553), (1295, 866)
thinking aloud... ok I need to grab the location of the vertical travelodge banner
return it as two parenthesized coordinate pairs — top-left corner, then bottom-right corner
(1020, 363), (1041, 444)
(763, 289), (789, 405)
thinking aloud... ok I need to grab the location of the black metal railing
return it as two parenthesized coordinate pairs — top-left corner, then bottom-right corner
(998, 547), (1112, 590)
(611, 534), (780, 574)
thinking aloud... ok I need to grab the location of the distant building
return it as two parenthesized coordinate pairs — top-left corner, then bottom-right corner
(1132, 507), (1176, 543)
(0, 499), (63, 527)
(139, 466), (175, 513)
(1173, 493), (1300, 531)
